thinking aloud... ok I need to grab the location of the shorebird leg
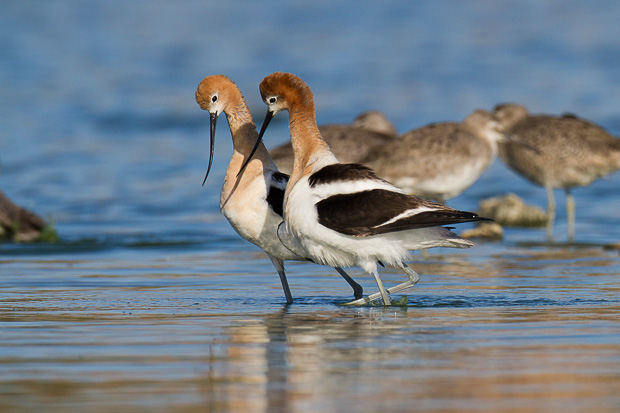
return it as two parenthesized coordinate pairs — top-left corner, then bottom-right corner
(372, 270), (391, 306)
(545, 186), (556, 240)
(334, 267), (363, 299)
(399, 263), (421, 286)
(268, 255), (293, 305)
(343, 263), (420, 306)
(566, 188), (575, 241)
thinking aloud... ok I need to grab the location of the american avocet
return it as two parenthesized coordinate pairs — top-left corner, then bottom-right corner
(493, 103), (620, 240)
(195, 75), (363, 304)
(245, 72), (489, 306)
(361, 110), (504, 203)
(269, 110), (397, 174)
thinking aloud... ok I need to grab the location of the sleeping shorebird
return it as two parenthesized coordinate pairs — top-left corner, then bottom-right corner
(493, 103), (620, 240)
(361, 110), (505, 203)
(242, 72), (490, 306)
(269, 110), (397, 174)
(195, 74), (364, 304)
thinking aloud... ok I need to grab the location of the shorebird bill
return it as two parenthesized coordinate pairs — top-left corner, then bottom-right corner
(202, 112), (218, 186)
(237, 109), (274, 178)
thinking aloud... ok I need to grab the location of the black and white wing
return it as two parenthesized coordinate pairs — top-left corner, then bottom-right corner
(309, 164), (489, 237)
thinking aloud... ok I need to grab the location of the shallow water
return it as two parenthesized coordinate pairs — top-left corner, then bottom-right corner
(2, 244), (620, 412)
(2, 1), (620, 411)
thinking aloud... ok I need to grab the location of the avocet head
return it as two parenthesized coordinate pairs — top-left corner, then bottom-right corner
(238, 72), (314, 177)
(195, 75), (242, 185)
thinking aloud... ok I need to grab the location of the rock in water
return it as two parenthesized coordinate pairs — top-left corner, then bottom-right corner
(0, 190), (54, 242)
(478, 193), (548, 227)
(461, 221), (504, 240)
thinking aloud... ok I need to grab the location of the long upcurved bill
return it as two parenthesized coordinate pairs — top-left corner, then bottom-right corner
(202, 112), (218, 186)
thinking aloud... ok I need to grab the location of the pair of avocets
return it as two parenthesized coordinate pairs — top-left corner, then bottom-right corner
(196, 72), (490, 306)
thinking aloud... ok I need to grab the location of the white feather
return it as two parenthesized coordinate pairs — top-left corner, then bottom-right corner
(374, 206), (436, 228)
(311, 177), (403, 200)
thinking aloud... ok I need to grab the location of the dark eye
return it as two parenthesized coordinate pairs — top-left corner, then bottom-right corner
(268, 97), (276, 104)
(211, 95), (218, 103)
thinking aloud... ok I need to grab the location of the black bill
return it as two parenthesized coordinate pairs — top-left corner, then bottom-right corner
(237, 109), (275, 178)
(202, 111), (218, 186)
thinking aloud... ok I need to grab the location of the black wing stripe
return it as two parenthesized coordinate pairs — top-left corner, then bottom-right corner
(316, 189), (490, 236)
(308, 163), (387, 187)
(266, 172), (289, 218)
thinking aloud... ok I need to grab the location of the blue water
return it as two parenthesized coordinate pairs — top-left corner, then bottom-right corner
(1, 1), (620, 411)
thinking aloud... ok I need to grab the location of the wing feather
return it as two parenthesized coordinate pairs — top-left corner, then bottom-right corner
(316, 189), (489, 236)
(266, 171), (289, 218)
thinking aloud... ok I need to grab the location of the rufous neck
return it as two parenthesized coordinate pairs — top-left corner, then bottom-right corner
(288, 103), (333, 178)
(225, 102), (254, 148)
(224, 101), (274, 173)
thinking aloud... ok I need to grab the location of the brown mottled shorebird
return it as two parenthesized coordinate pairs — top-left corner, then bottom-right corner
(493, 103), (620, 240)
(244, 72), (489, 306)
(269, 110), (397, 174)
(195, 74), (363, 304)
(361, 110), (505, 203)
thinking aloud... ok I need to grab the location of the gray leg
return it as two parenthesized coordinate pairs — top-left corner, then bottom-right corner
(400, 264), (421, 285)
(566, 188), (575, 241)
(268, 255), (293, 305)
(371, 269), (391, 306)
(546, 186), (556, 240)
(334, 267), (363, 299)
(344, 263), (419, 306)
